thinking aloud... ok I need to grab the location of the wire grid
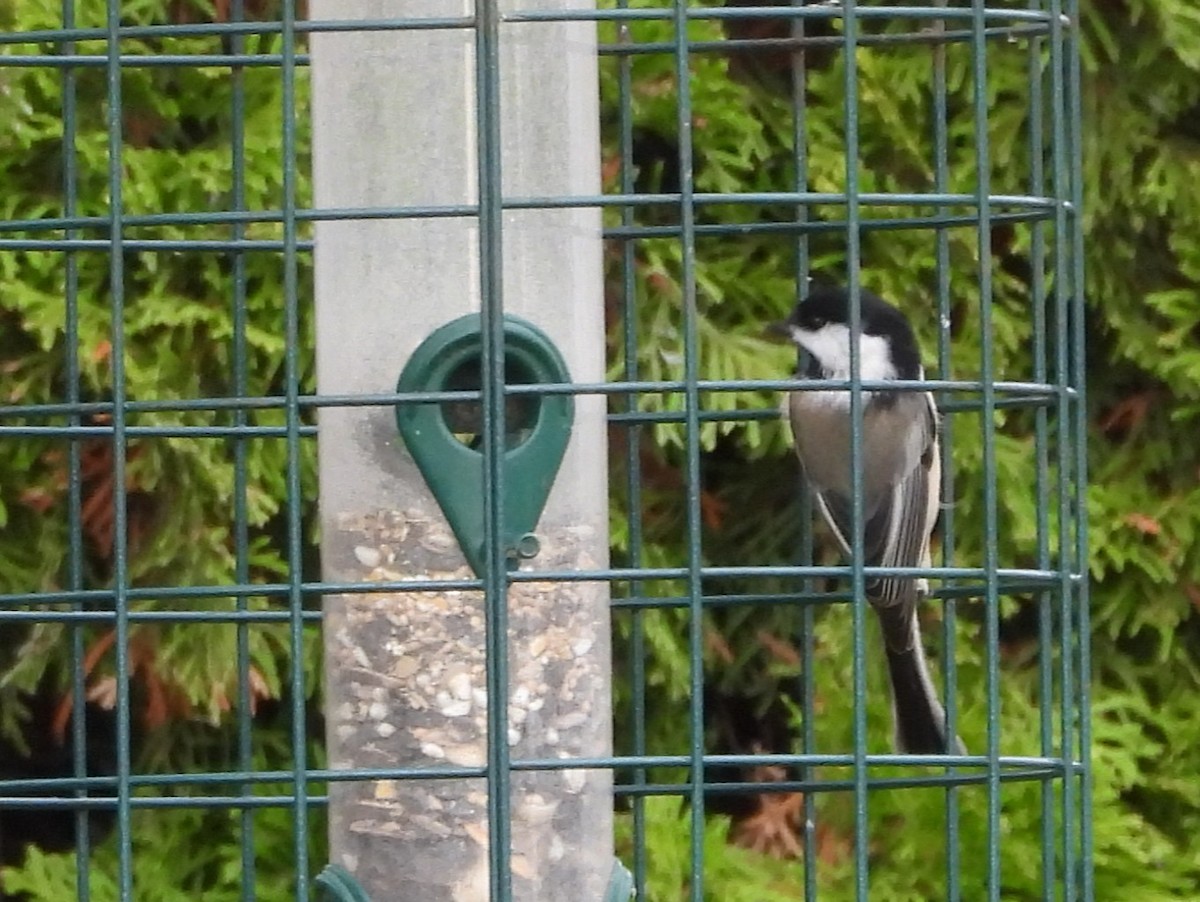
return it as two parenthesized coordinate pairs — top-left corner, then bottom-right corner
(0, 1), (1089, 901)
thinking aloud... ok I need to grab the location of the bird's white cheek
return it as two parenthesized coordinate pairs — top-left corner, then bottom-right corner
(795, 324), (852, 375)
(793, 325), (898, 383)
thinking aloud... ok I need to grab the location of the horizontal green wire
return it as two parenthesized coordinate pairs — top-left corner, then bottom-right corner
(0, 401), (1061, 434)
(0, 238), (303, 251)
(0, 23), (1067, 67)
(0, 4), (1070, 48)
(1, 213), (1059, 245)
(0, 53), (309, 67)
(0, 192), (1065, 234)
(5, 764), (1070, 810)
(1, 754), (1080, 797)
(508, 6), (1067, 24)
(600, 23), (1058, 55)
(0, 570), (1080, 614)
(0, 376), (1073, 418)
(2, 771), (1074, 808)
(604, 209), (1055, 239)
(0, 18), (475, 45)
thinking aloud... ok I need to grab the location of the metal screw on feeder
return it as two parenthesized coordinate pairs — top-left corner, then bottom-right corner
(512, 534), (541, 561)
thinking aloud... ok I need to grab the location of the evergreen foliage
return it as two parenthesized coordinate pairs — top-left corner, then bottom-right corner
(0, 0), (1198, 897)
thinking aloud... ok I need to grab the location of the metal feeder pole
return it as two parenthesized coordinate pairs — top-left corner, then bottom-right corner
(311, 3), (611, 900)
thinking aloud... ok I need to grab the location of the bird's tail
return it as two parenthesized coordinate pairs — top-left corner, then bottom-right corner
(875, 603), (965, 755)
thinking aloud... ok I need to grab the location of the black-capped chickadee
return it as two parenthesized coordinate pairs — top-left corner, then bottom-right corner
(777, 284), (964, 755)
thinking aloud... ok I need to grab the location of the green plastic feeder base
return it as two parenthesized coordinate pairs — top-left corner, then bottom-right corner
(315, 864), (372, 902)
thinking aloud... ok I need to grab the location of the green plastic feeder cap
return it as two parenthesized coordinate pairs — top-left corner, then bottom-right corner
(394, 313), (573, 578)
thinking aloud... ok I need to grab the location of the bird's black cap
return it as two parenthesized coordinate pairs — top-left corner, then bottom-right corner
(781, 284), (923, 380)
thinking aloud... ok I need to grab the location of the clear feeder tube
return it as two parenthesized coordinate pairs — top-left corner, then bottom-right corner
(311, 2), (611, 899)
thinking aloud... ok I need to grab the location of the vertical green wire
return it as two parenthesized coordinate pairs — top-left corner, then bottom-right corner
(840, 2), (869, 898)
(968, 3), (1001, 899)
(280, 2), (309, 895)
(1067, 0), (1093, 890)
(931, 3), (961, 896)
(1025, 2), (1056, 896)
(668, 2), (704, 898)
(60, 3), (91, 900)
(1048, 1), (1078, 897)
(229, 1), (256, 897)
(616, 3), (648, 896)
(103, 2), (133, 897)
(789, 4), (818, 900)
(475, 2), (513, 900)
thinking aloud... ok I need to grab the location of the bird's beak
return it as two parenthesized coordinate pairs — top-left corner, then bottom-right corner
(764, 321), (793, 343)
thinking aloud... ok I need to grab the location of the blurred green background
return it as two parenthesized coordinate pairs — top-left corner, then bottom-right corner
(1, 0), (1198, 899)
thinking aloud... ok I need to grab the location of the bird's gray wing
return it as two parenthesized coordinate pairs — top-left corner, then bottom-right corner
(810, 398), (938, 651)
(810, 488), (895, 575)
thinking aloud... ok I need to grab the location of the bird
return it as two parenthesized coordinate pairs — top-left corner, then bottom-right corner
(776, 283), (965, 755)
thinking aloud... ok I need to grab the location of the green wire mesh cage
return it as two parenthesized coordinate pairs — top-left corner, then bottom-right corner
(0, 1), (1088, 901)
